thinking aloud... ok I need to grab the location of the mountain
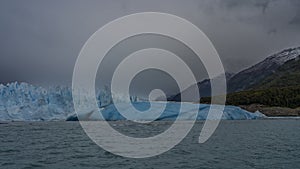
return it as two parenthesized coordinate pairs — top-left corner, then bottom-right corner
(222, 56), (300, 109)
(167, 72), (234, 102)
(251, 55), (300, 89)
(168, 46), (300, 102)
(199, 47), (300, 115)
(228, 47), (300, 92)
(201, 85), (300, 108)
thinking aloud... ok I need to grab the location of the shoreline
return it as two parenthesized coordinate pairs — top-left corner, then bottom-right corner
(238, 104), (300, 117)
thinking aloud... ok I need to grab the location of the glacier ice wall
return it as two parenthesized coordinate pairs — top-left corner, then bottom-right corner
(0, 82), (74, 121)
(0, 82), (265, 121)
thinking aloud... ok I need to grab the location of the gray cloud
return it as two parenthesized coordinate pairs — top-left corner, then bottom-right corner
(289, 0), (300, 25)
(0, 0), (299, 91)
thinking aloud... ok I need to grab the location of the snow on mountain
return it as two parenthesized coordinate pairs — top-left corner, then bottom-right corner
(228, 47), (300, 92)
(242, 47), (300, 74)
(0, 82), (265, 121)
(266, 47), (300, 65)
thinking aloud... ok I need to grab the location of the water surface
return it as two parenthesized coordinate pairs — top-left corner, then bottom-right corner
(0, 120), (299, 169)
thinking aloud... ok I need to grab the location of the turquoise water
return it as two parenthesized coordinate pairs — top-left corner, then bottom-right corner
(0, 120), (299, 168)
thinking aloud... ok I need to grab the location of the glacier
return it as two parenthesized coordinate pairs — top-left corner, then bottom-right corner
(0, 82), (74, 121)
(0, 82), (265, 121)
(73, 102), (266, 121)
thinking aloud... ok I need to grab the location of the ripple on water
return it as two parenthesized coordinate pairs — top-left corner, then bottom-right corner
(0, 120), (299, 169)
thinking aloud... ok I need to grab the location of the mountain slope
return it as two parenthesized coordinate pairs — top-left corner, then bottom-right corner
(201, 85), (300, 108)
(167, 72), (234, 101)
(168, 47), (300, 102)
(201, 52), (300, 114)
(228, 47), (300, 92)
(251, 56), (300, 89)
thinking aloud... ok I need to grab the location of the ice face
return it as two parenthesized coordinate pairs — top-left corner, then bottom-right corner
(95, 102), (266, 121)
(0, 82), (265, 121)
(0, 82), (74, 121)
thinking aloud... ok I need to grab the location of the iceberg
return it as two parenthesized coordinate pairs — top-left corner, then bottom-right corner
(0, 82), (266, 121)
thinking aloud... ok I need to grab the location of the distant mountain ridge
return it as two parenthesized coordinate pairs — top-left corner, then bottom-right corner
(168, 46), (300, 102)
(199, 46), (300, 115)
(228, 47), (300, 92)
(251, 54), (300, 89)
(167, 72), (234, 101)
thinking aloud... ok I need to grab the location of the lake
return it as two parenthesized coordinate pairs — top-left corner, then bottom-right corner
(0, 119), (299, 169)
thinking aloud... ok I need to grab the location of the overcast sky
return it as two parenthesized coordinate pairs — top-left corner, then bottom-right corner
(0, 0), (300, 89)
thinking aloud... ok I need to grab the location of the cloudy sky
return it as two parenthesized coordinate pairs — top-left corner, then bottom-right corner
(0, 0), (300, 90)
